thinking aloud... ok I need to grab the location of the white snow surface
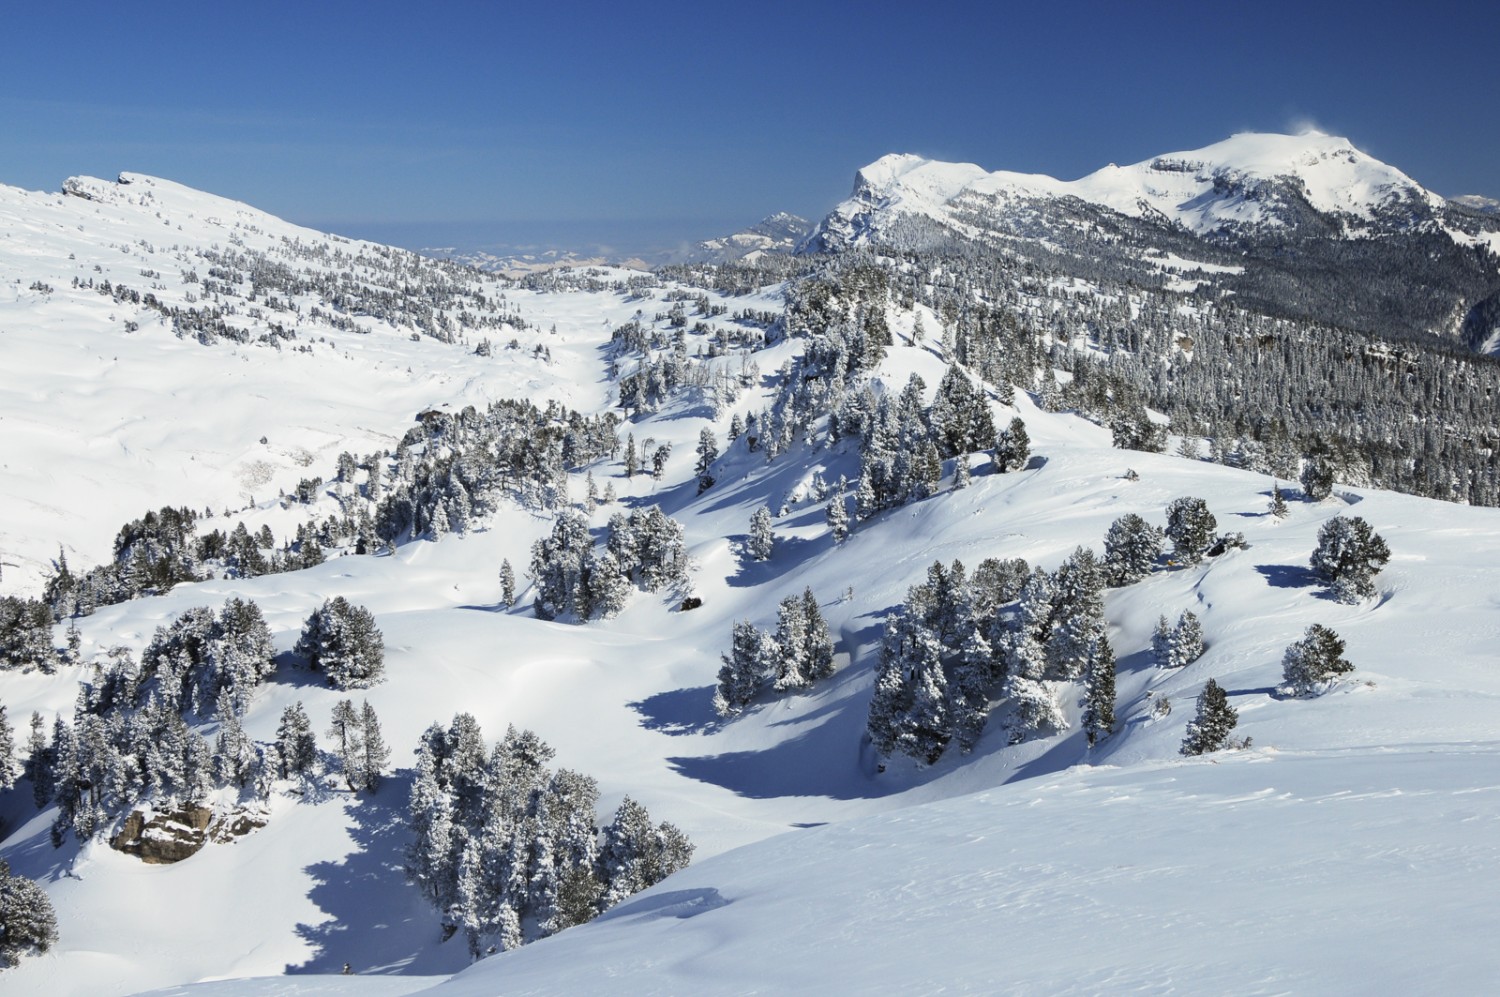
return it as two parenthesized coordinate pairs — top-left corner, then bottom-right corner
(0, 173), (1497, 996)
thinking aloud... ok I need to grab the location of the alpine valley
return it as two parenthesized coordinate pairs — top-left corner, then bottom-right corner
(1, 132), (1499, 996)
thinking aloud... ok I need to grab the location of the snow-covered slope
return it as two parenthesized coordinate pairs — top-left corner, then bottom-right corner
(2, 172), (1498, 996)
(0, 173), (593, 593)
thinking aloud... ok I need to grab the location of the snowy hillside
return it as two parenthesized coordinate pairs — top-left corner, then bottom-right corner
(1, 171), (1498, 996)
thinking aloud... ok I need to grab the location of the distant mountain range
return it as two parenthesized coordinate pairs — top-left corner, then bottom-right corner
(422, 213), (812, 276)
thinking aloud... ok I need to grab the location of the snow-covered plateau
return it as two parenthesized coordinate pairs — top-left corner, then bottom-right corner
(1, 149), (1498, 996)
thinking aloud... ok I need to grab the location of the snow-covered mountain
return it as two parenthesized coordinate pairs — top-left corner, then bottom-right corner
(2, 164), (1499, 997)
(808, 132), (1500, 351)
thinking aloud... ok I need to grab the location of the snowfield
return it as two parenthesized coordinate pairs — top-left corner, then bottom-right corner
(1, 170), (1498, 996)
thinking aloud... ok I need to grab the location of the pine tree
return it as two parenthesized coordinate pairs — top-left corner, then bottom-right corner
(1281, 624), (1354, 697)
(499, 559), (516, 608)
(275, 702), (317, 779)
(0, 703), (14, 792)
(358, 700), (390, 792)
(948, 629), (992, 753)
(1174, 611), (1204, 665)
(1310, 516), (1390, 603)
(694, 427), (719, 493)
(1102, 513), (1164, 586)
(826, 494), (850, 542)
(297, 597), (386, 689)
(1164, 496), (1217, 564)
(1181, 678), (1240, 755)
(212, 689), (256, 788)
(714, 621), (769, 717)
(1300, 455), (1335, 501)
(747, 506), (774, 561)
(623, 433), (639, 478)
(1269, 482), (1289, 518)
(328, 699), (364, 791)
(0, 860), (59, 967)
(993, 417), (1030, 472)
(1082, 634), (1116, 747)
(801, 589), (835, 681)
(25, 712), (51, 808)
(772, 594), (811, 691)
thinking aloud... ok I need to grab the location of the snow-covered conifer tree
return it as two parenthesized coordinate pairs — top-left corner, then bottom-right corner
(1164, 496), (1217, 564)
(499, 559), (516, 608)
(358, 700), (389, 791)
(1181, 678), (1240, 755)
(1082, 634), (1116, 747)
(327, 699), (364, 791)
(1310, 516), (1390, 603)
(1281, 624), (1353, 697)
(1102, 513), (1164, 586)
(747, 506), (774, 561)
(826, 494), (850, 542)
(694, 428), (718, 493)
(993, 417), (1031, 472)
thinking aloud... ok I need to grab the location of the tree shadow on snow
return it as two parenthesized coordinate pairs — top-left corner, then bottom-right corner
(726, 532), (836, 589)
(1254, 563), (1321, 590)
(628, 685), (724, 737)
(285, 770), (469, 979)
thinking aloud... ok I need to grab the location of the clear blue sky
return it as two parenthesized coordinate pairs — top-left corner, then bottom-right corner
(2, 0), (1496, 252)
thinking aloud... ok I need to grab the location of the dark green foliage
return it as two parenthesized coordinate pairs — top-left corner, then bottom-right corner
(1102, 513), (1164, 585)
(1282, 624), (1354, 696)
(1310, 516), (1390, 603)
(1164, 497), (1217, 565)
(1181, 678), (1240, 755)
(297, 597), (385, 689)
(993, 417), (1031, 472)
(0, 860), (58, 967)
(1300, 455), (1335, 501)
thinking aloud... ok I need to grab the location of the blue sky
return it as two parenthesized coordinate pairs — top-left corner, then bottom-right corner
(2, 0), (1496, 252)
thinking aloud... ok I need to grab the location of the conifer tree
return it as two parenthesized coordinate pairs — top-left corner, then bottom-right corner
(1269, 482), (1289, 518)
(747, 506), (774, 561)
(801, 588), (835, 681)
(359, 700), (390, 792)
(714, 621), (769, 717)
(772, 594), (811, 691)
(826, 494), (850, 542)
(1281, 624), (1354, 697)
(993, 417), (1030, 472)
(1300, 455), (1334, 501)
(0, 860), (59, 967)
(1181, 678), (1240, 755)
(1102, 513), (1164, 586)
(1310, 516), (1390, 603)
(25, 712), (51, 808)
(499, 559), (516, 608)
(1082, 634), (1116, 747)
(694, 428), (719, 493)
(275, 702), (317, 779)
(1164, 496), (1217, 564)
(0, 703), (14, 792)
(328, 699), (364, 791)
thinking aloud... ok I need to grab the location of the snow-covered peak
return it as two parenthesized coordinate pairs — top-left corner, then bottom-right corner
(812, 131), (1449, 249)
